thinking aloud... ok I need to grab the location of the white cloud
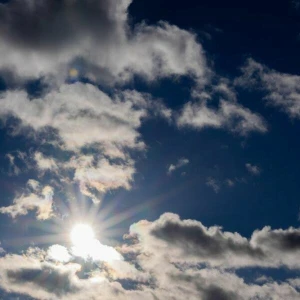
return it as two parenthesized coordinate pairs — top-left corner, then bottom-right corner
(0, 180), (54, 220)
(236, 58), (300, 119)
(47, 245), (71, 263)
(246, 163), (261, 175)
(177, 99), (267, 135)
(71, 239), (123, 262)
(129, 213), (300, 269)
(226, 179), (235, 187)
(0, 83), (165, 202)
(0, 83), (148, 152)
(0, 0), (208, 86)
(5, 153), (21, 176)
(0, 213), (299, 299)
(74, 159), (134, 202)
(0, 1), (271, 206)
(206, 177), (221, 193)
(27, 179), (40, 191)
(167, 158), (189, 174)
(34, 152), (59, 172)
(0, 242), (5, 255)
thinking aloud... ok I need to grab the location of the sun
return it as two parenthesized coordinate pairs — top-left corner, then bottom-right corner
(71, 224), (95, 247)
(70, 223), (122, 262)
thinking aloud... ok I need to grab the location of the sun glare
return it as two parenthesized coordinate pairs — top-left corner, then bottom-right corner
(70, 223), (122, 262)
(71, 224), (95, 246)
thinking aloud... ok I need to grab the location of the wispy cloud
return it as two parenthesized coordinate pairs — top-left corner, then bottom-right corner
(206, 177), (221, 193)
(177, 98), (267, 136)
(167, 158), (189, 175)
(0, 180), (54, 220)
(246, 163), (261, 176)
(236, 58), (300, 119)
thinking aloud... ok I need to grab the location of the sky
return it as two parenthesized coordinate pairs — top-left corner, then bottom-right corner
(0, 0), (300, 299)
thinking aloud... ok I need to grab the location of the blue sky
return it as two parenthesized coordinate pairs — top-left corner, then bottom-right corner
(0, 0), (300, 299)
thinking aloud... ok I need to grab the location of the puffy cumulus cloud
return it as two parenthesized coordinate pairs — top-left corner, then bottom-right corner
(236, 58), (300, 119)
(0, 1), (270, 206)
(167, 157), (189, 175)
(0, 214), (300, 299)
(0, 180), (54, 220)
(129, 213), (300, 269)
(251, 226), (300, 255)
(0, 0), (208, 85)
(0, 83), (170, 202)
(177, 99), (267, 135)
(0, 83), (147, 152)
(0, 254), (82, 299)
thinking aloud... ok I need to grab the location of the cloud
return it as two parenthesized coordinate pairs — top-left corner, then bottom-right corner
(167, 158), (189, 174)
(5, 153), (21, 176)
(0, 0), (208, 86)
(47, 245), (71, 263)
(293, 0), (300, 9)
(206, 177), (221, 193)
(0, 180), (54, 220)
(0, 254), (81, 299)
(27, 179), (40, 191)
(0, 83), (170, 202)
(68, 156), (135, 203)
(0, 242), (5, 255)
(5, 151), (29, 176)
(177, 99), (267, 135)
(246, 163), (261, 175)
(0, 1), (270, 206)
(34, 152), (59, 172)
(131, 213), (300, 269)
(0, 83), (148, 152)
(236, 58), (300, 119)
(225, 179), (235, 187)
(0, 213), (300, 299)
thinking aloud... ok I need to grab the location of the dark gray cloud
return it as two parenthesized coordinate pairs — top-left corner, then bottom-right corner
(7, 265), (77, 296)
(201, 285), (239, 300)
(252, 227), (300, 252)
(127, 213), (300, 269)
(0, 0), (126, 51)
(0, 0), (208, 85)
(151, 216), (265, 260)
